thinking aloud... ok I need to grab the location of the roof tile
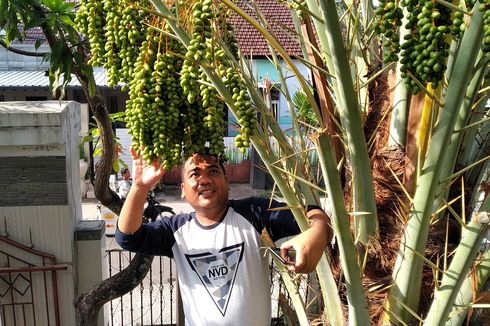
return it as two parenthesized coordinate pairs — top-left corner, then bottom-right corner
(12, 0), (302, 56)
(231, 0), (302, 57)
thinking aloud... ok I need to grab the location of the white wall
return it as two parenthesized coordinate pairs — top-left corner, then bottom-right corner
(0, 101), (81, 325)
(0, 44), (50, 70)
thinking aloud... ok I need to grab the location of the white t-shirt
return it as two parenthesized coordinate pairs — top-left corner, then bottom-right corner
(116, 197), (307, 325)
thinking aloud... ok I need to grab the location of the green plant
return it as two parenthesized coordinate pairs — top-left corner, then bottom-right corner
(147, 0), (490, 324)
(292, 89), (318, 128)
(62, 0), (490, 323)
(81, 112), (128, 173)
(223, 146), (250, 164)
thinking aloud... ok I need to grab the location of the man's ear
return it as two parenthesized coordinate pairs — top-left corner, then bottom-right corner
(181, 182), (185, 199)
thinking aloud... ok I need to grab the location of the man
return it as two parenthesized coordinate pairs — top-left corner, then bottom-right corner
(116, 148), (332, 325)
(117, 167), (132, 200)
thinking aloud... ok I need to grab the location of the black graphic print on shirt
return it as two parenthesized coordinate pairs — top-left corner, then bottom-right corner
(184, 242), (244, 316)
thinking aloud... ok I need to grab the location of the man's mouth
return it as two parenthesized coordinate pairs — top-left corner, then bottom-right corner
(199, 188), (215, 196)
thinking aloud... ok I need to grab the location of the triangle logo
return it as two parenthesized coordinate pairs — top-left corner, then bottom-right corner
(185, 242), (244, 316)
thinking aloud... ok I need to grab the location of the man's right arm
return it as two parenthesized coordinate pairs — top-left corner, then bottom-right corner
(117, 185), (149, 234)
(117, 147), (165, 235)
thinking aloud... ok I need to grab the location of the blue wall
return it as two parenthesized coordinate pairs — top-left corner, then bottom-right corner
(227, 59), (310, 135)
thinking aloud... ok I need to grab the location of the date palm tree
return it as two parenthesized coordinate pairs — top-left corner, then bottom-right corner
(5, 0), (488, 324)
(148, 0), (490, 324)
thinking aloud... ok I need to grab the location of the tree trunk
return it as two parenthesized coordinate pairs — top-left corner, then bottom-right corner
(74, 253), (154, 325)
(73, 59), (153, 326)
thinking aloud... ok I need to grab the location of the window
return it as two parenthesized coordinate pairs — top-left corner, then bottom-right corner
(270, 88), (280, 119)
(261, 86), (281, 120)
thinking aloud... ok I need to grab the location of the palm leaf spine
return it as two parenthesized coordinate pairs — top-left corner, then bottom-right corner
(276, 266), (310, 325)
(266, 45), (318, 204)
(317, 0), (378, 244)
(314, 133), (369, 325)
(423, 209), (489, 325)
(305, 0), (335, 78)
(444, 249), (490, 326)
(385, 6), (485, 324)
(150, 1), (345, 323)
(220, 0), (322, 120)
(251, 138), (345, 326)
(467, 160), (490, 210)
(457, 79), (490, 168)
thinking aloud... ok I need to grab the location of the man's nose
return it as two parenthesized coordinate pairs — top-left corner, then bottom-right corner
(198, 172), (212, 184)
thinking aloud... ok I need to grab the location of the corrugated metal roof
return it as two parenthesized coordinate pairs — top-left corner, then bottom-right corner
(0, 68), (114, 87)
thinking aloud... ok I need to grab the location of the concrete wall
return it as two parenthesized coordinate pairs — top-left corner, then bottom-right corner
(0, 44), (50, 70)
(0, 101), (90, 325)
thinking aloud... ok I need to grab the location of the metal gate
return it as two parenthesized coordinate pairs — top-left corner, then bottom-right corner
(105, 248), (300, 326)
(0, 234), (68, 326)
(105, 249), (178, 326)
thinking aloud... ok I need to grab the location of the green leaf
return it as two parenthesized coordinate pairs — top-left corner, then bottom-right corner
(25, 16), (45, 30)
(59, 15), (75, 26)
(34, 38), (43, 49)
(91, 128), (100, 137)
(0, 0), (7, 23)
(41, 52), (51, 64)
(93, 147), (102, 157)
(49, 69), (59, 94)
(82, 134), (94, 143)
(41, 0), (73, 12)
(112, 160), (121, 173)
(109, 112), (126, 122)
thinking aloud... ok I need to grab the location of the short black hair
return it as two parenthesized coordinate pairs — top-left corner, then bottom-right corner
(121, 167), (129, 175)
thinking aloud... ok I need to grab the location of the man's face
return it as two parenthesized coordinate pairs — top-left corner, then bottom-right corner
(181, 154), (229, 212)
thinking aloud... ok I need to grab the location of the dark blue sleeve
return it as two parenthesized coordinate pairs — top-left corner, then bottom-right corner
(230, 197), (322, 242)
(115, 213), (192, 258)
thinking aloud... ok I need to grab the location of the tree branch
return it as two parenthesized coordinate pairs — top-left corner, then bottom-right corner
(73, 253), (154, 325)
(0, 39), (48, 57)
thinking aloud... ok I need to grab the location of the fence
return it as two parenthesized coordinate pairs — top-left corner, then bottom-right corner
(0, 235), (68, 326)
(105, 249), (178, 326)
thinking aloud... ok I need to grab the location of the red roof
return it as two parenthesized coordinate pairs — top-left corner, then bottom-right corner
(13, 0), (302, 57)
(12, 26), (45, 45)
(231, 0), (302, 57)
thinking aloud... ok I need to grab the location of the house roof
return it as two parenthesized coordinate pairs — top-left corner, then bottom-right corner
(231, 0), (302, 57)
(0, 67), (112, 87)
(12, 0), (302, 56)
(11, 26), (45, 45)
(2, 0), (302, 87)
